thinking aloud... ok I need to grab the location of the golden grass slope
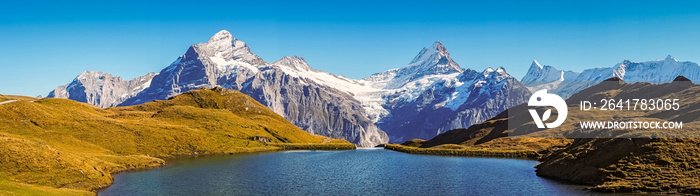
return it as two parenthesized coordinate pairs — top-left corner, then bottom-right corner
(0, 87), (351, 194)
(0, 174), (92, 196)
(0, 95), (39, 102)
(387, 116), (571, 158)
(384, 143), (539, 158)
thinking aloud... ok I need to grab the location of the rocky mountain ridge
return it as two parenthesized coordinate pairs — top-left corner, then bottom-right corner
(48, 71), (157, 108)
(46, 30), (529, 145)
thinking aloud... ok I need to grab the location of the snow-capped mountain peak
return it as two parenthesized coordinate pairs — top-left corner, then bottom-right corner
(363, 41), (468, 90)
(429, 40), (448, 53)
(531, 60), (543, 69)
(77, 71), (108, 81)
(374, 60), (530, 141)
(273, 56), (312, 71)
(482, 67), (494, 77)
(406, 41), (464, 74)
(495, 66), (508, 76)
(207, 30), (234, 50)
(480, 67), (509, 81)
(521, 60), (579, 82)
(665, 55), (677, 62)
(195, 30), (264, 66)
(205, 30), (250, 51)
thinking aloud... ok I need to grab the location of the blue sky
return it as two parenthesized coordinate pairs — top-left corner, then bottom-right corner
(2, 0), (700, 96)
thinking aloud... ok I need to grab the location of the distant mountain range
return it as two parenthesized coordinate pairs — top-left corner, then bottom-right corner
(521, 55), (700, 98)
(48, 30), (700, 145)
(49, 30), (531, 145)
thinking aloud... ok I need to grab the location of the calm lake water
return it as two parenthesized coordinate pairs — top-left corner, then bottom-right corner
(100, 148), (596, 196)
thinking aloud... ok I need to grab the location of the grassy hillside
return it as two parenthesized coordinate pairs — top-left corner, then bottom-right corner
(387, 116), (571, 158)
(0, 95), (39, 102)
(0, 87), (352, 195)
(1, 174), (92, 196)
(537, 138), (700, 194)
(384, 143), (540, 158)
